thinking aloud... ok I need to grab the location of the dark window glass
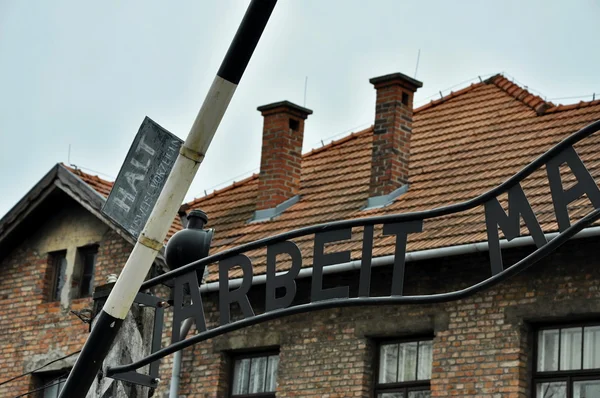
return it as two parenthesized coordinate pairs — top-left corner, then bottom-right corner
(79, 246), (97, 298)
(376, 338), (432, 398)
(49, 251), (67, 302)
(534, 324), (600, 397)
(231, 352), (279, 397)
(36, 372), (68, 398)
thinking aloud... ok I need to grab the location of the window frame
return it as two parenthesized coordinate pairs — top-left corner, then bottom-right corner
(374, 336), (433, 398)
(34, 370), (69, 398)
(47, 250), (67, 302)
(533, 321), (600, 398)
(73, 245), (98, 299)
(229, 349), (279, 398)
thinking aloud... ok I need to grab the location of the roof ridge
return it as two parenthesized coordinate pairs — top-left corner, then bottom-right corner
(60, 73), (600, 208)
(413, 73), (561, 116)
(485, 74), (555, 115)
(414, 81), (485, 113)
(60, 163), (113, 185)
(544, 99), (600, 114)
(60, 161), (260, 208)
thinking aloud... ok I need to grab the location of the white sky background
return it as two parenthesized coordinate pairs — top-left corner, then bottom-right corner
(1, 0), (599, 218)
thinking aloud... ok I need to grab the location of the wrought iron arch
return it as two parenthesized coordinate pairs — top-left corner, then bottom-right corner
(107, 120), (600, 386)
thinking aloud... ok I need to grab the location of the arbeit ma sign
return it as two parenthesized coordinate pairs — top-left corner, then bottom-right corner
(106, 120), (600, 387)
(171, 141), (600, 334)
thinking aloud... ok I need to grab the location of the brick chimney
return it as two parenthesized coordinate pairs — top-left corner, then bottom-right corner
(255, 101), (312, 214)
(369, 72), (422, 200)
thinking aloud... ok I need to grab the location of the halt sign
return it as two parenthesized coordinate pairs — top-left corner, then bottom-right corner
(102, 117), (183, 238)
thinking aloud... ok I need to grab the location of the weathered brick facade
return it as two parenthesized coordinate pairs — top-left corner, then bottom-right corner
(172, 238), (600, 397)
(1, 194), (599, 397)
(0, 199), (133, 397)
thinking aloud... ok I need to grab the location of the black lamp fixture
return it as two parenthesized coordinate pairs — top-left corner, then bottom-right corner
(165, 209), (214, 282)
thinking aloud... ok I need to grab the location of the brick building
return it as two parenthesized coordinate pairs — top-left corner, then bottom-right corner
(1, 71), (600, 397)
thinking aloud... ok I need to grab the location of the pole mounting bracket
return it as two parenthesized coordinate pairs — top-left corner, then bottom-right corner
(107, 292), (166, 388)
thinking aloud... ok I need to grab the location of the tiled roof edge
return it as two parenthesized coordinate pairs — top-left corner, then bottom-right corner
(61, 163), (113, 189)
(544, 99), (600, 114)
(485, 74), (555, 115)
(188, 173), (259, 204)
(414, 82), (485, 113)
(488, 75), (600, 115)
(303, 126), (373, 158)
(62, 162), (260, 207)
(414, 73), (561, 116)
(0, 164), (60, 240)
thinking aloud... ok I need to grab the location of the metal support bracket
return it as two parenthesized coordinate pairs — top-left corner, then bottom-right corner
(138, 234), (164, 252)
(107, 292), (167, 388)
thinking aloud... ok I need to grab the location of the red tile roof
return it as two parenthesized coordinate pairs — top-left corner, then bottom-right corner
(66, 166), (114, 197)
(65, 74), (600, 282)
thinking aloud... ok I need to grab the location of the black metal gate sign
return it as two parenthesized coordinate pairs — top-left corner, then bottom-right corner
(107, 121), (600, 386)
(102, 117), (183, 238)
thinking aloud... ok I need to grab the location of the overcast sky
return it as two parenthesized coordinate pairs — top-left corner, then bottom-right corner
(1, 0), (599, 218)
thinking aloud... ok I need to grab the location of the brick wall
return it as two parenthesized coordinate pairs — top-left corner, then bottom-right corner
(0, 203), (133, 397)
(175, 237), (600, 397)
(2, 199), (600, 397)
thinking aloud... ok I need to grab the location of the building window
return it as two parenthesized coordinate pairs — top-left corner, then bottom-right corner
(48, 251), (67, 301)
(35, 372), (68, 397)
(231, 352), (279, 397)
(72, 245), (98, 299)
(375, 338), (433, 398)
(534, 324), (600, 398)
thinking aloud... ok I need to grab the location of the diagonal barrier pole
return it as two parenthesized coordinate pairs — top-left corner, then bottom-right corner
(59, 1), (278, 396)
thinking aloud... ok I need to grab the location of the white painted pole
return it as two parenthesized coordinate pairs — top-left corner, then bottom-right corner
(60, 1), (278, 395)
(104, 76), (236, 319)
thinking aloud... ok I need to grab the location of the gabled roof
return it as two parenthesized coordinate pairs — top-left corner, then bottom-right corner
(184, 74), (600, 281)
(66, 166), (184, 239)
(11, 74), (600, 282)
(0, 164), (135, 260)
(0, 163), (171, 268)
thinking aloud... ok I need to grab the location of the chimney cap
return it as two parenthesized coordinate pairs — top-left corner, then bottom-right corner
(369, 72), (423, 91)
(257, 100), (313, 118)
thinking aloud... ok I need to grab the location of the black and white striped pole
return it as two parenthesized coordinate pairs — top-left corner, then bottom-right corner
(59, 1), (277, 396)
